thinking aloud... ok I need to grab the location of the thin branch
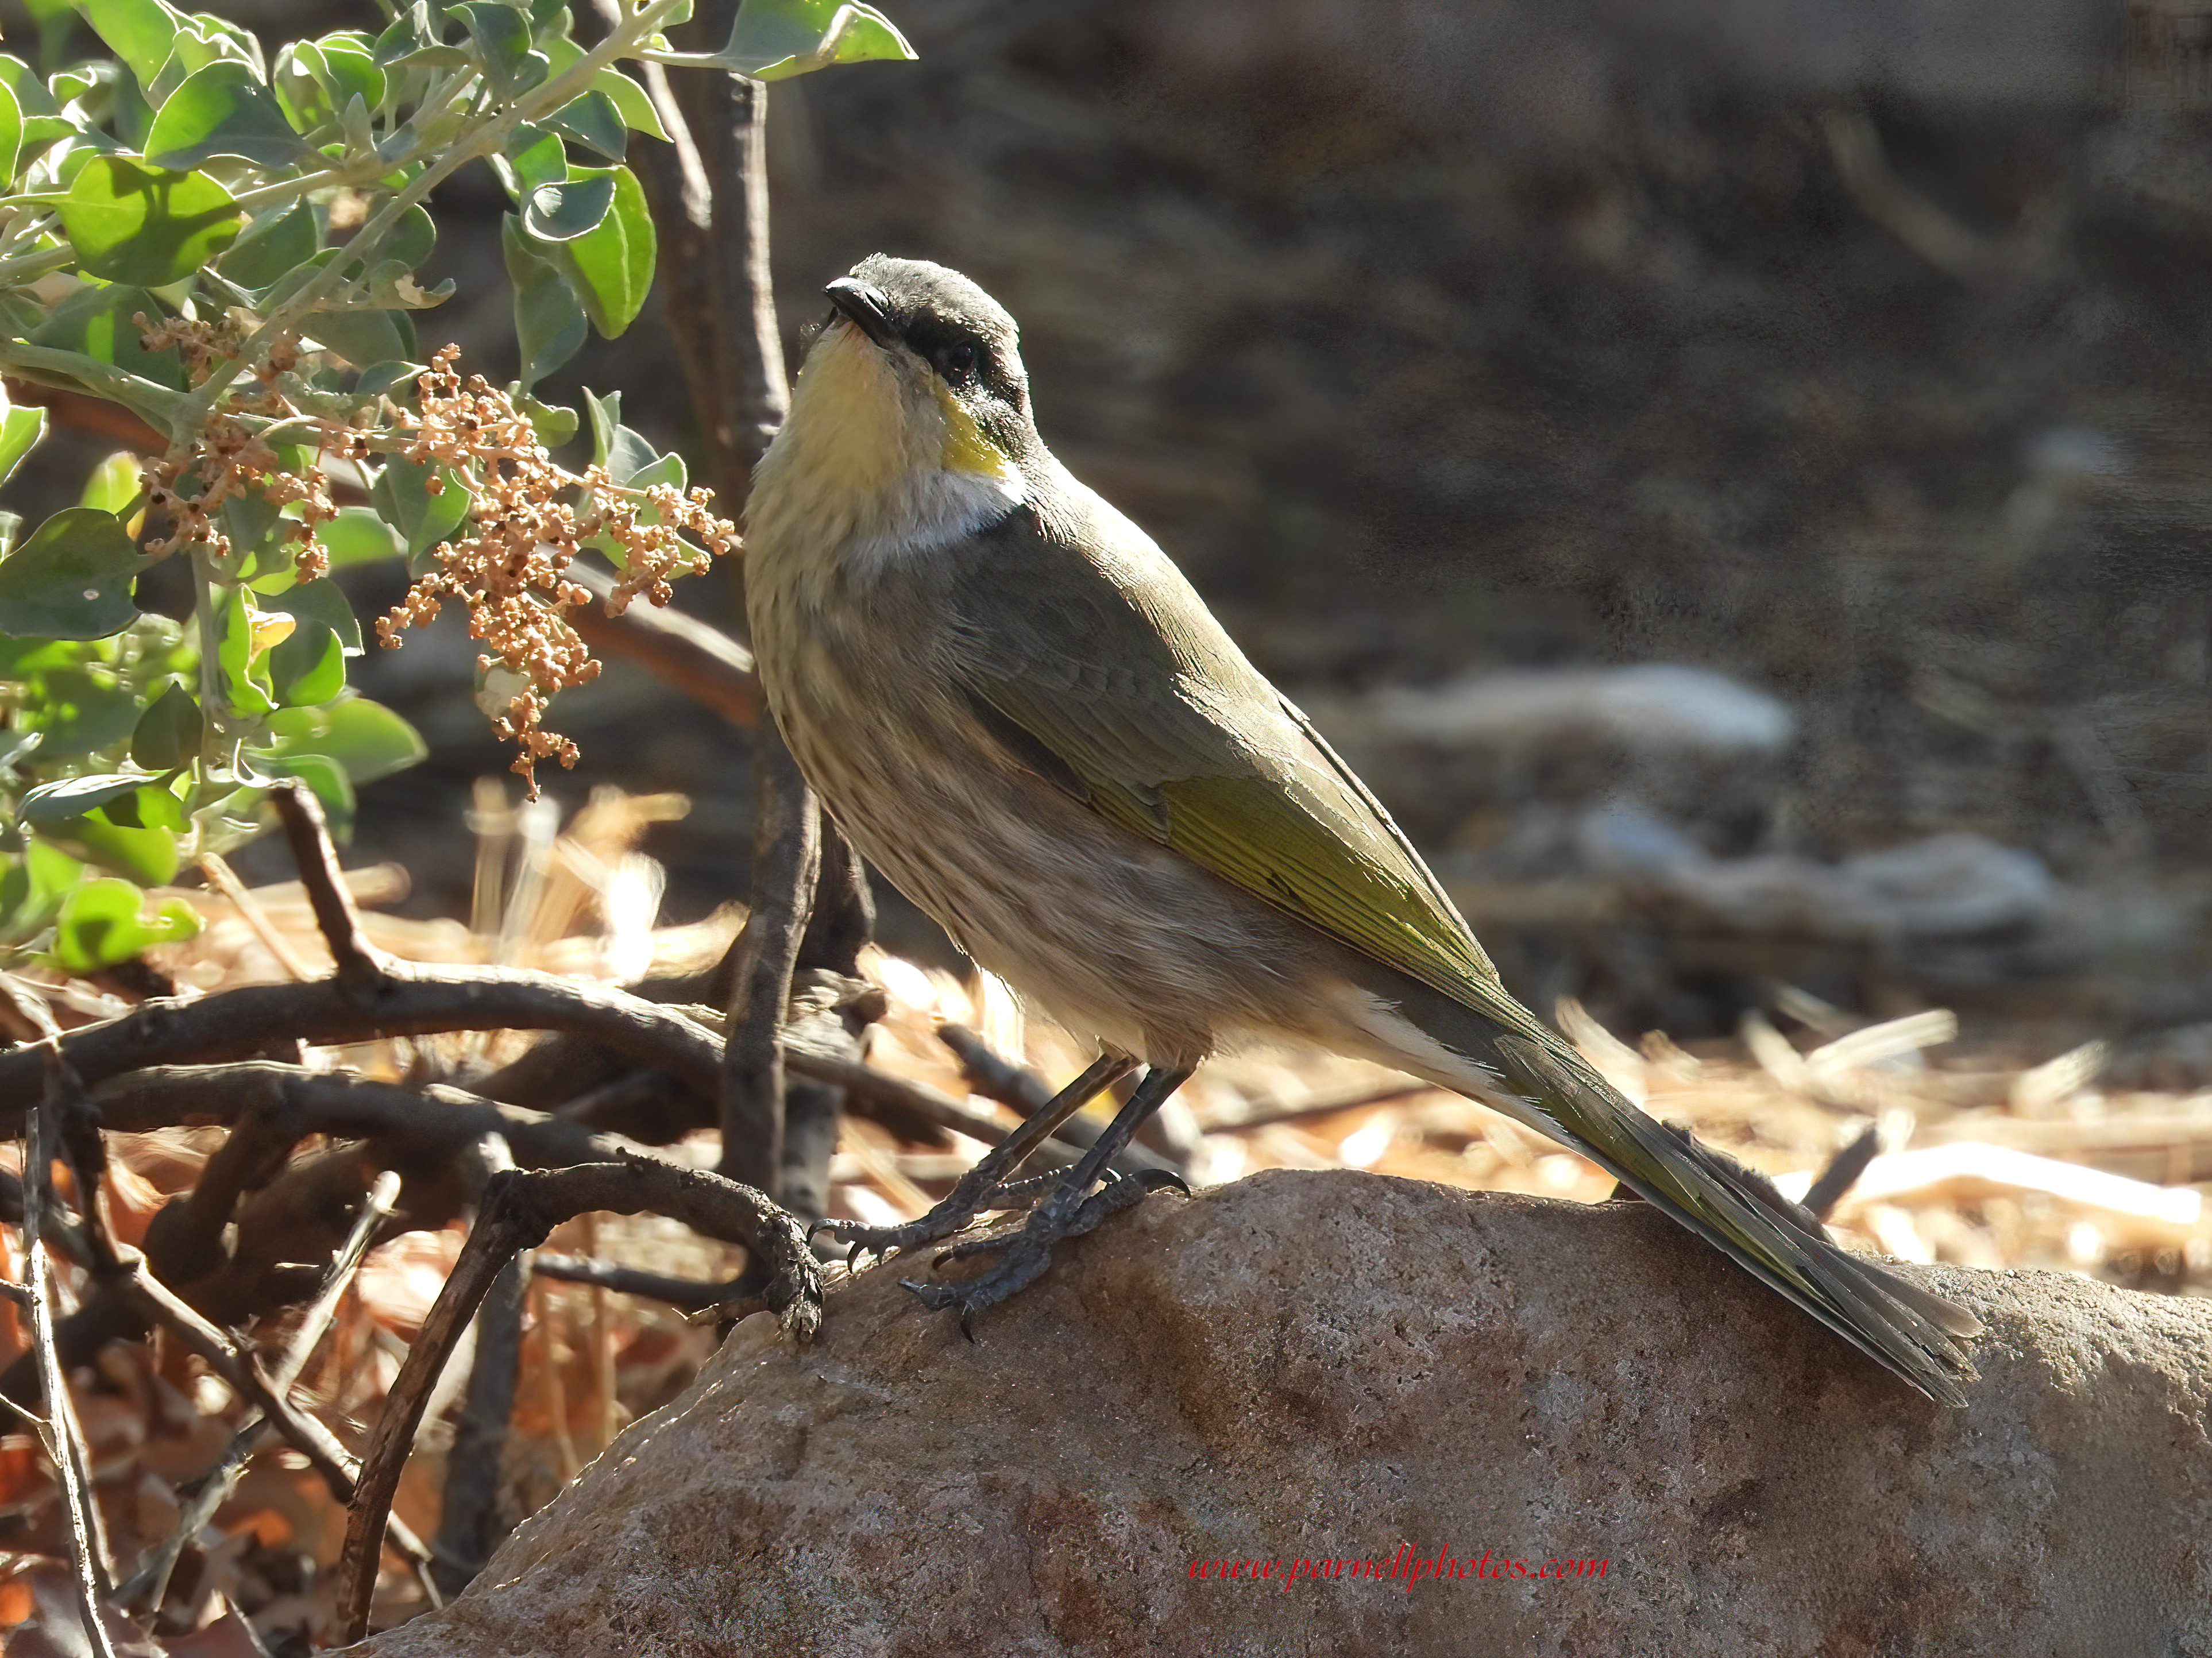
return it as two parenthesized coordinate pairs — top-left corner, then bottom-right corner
(199, 852), (319, 982)
(531, 1251), (732, 1311)
(431, 1137), (525, 1601)
(777, 829), (881, 1221)
(2, 1069), (657, 1406)
(615, 0), (787, 513)
(119, 1170), (402, 1613)
(713, 725), (819, 1196)
(109, 1251), (437, 1583)
(936, 1022), (1061, 1116)
(23, 1084), (120, 1657)
(272, 780), (388, 986)
(0, 966), (725, 1128)
(277, 1166), (404, 1392)
(337, 1155), (821, 1641)
(91, 1061), (654, 1169)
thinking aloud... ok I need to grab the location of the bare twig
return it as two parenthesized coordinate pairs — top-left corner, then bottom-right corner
(431, 1138), (526, 1601)
(777, 830), (879, 1219)
(0, 967), (725, 1127)
(1803, 1122), (1885, 1222)
(23, 1080), (120, 1656)
(613, 0), (787, 513)
(713, 725), (820, 1197)
(337, 1155), (821, 1641)
(272, 780), (389, 986)
(532, 1250), (734, 1310)
(937, 1022), (1060, 1116)
(2, 1069), (657, 1406)
(119, 1170), (403, 1613)
(200, 851), (319, 981)
(91, 1061), (653, 1168)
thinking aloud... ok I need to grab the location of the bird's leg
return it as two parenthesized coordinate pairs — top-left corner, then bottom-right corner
(904, 1063), (1194, 1325)
(812, 1051), (1138, 1262)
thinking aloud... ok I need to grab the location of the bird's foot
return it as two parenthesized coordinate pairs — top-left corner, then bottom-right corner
(810, 1167), (1069, 1267)
(900, 1167), (1188, 1331)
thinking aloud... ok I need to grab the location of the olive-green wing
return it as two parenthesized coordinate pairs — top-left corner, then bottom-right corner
(945, 511), (1516, 1019)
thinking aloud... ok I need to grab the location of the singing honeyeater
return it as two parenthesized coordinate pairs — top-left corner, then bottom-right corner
(744, 254), (1979, 1405)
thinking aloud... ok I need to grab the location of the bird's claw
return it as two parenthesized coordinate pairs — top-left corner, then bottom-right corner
(898, 1170), (1188, 1330)
(811, 1165), (1071, 1267)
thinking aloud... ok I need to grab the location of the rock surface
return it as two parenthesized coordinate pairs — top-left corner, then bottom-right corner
(343, 1169), (2209, 1657)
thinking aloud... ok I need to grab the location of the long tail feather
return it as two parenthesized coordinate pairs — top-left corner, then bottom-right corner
(1489, 1032), (1979, 1405)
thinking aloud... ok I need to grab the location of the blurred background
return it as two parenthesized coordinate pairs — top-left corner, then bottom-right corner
(9, 0), (2210, 1046)
(4, 8), (2211, 1635)
(344, 0), (2209, 1062)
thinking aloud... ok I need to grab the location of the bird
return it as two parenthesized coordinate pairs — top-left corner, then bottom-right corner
(742, 253), (1980, 1405)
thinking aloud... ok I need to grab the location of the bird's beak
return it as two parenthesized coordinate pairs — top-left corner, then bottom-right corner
(823, 277), (900, 350)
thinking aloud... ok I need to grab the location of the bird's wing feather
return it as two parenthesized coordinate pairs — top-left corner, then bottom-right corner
(947, 509), (1513, 1014)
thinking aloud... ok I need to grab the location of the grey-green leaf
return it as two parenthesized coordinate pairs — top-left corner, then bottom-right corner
(0, 507), (142, 639)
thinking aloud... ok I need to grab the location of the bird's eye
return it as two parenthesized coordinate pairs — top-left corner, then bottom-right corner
(935, 342), (978, 384)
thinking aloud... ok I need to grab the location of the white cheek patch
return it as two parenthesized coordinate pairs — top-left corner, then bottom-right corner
(842, 464), (1027, 577)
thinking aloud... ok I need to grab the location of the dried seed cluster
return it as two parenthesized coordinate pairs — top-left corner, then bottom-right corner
(376, 346), (735, 792)
(137, 315), (337, 575)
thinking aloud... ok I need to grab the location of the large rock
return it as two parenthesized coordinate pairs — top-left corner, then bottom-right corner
(345, 1170), (2209, 1657)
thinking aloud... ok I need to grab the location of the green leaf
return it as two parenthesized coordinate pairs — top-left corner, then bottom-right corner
(516, 392), (577, 448)
(373, 2), (442, 66)
(0, 507), (142, 639)
(602, 422), (658, 484)
(495, 122), (567, 197)
(0, 76), (22, 183)
(96, 782), (185, 831)
(314, 504), (404, 570)
(218, 489), (285, 580)
(274, 695), (426, 783)
(83, 0), (187, 86)
(49, 876), (198, 972)
(145, 60), (308, 168)
(78, 451), (141, 516)
(12, 666), (138, 757)
(272, 40), (336, 134)
(685, 0), (916, 80)
(593, 65), (667, 140)
(310, 308), (419, 369)
(521, 173), (613, 242)
(57, 156), (242, 285)
(131, 678), (202, 768)
(22, 772), (146, 824)
(369, 457), (468, 558)
(172, 14), (263, 78)
(268, 615), (345, 705)
(30, 286), (190, 397)
(389, 202), (438, 268)
(553, 164), (653, 337)
(546, 89), (626, 160)
(584, 387), (621, 465)
(447, 1), (547, 96)
(51, 810), (180, 884)
(349, 361), (422, 403)
(267, 575), (361, 707)
(501, 213), (586, 391)
(215, 585), (276, 715)
(218, 199), (321, 289)
(315, 38), (387, 112)
(0, 400), (48, 490)
(0, 839), (86, 945)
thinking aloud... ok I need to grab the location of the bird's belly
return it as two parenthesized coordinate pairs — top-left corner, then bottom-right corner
(776, 679), (1331, 1068)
